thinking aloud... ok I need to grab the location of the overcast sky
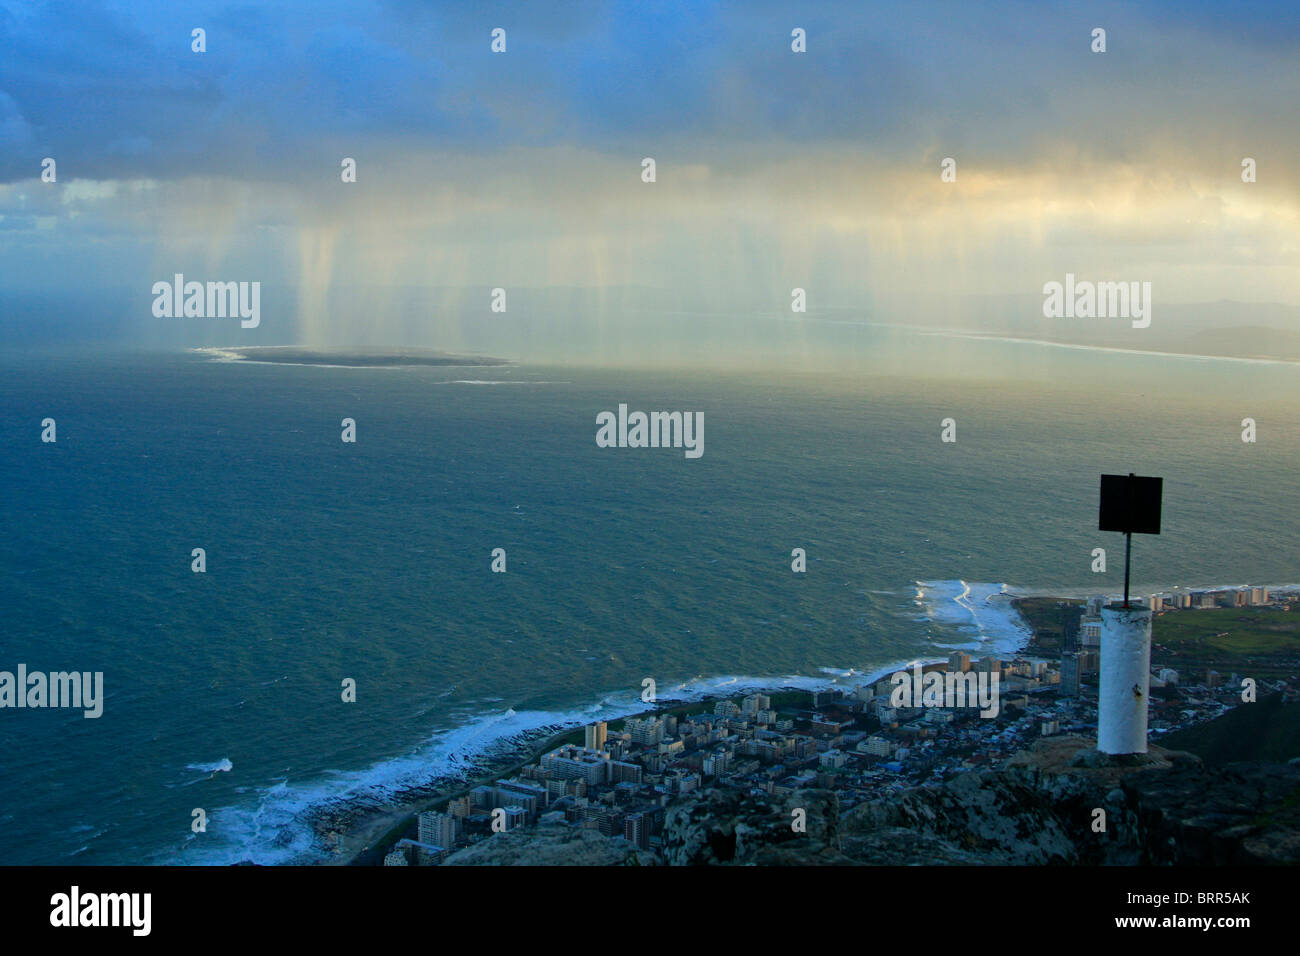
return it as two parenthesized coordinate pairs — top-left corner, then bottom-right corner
(2, 0), (1298, 358)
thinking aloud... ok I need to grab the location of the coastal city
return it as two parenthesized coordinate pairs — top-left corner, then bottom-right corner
(378, 585), (1300, 865)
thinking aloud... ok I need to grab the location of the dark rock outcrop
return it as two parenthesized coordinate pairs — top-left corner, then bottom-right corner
(830, 736), (1300, 866)
(1123, 760), (1300, 864)
(659, 787), (846, 865)
(442, 820), (646, 866)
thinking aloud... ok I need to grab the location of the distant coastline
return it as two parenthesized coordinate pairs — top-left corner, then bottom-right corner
(194, 346), (510, 368)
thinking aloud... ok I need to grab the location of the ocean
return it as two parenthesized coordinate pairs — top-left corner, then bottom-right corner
(1, 332), (1298, 865)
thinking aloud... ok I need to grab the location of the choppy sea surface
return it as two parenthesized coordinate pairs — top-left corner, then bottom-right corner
(1, 337), (1297, 865)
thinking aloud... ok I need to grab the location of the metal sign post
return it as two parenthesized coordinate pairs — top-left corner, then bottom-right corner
(1098, 473), (1163, 608)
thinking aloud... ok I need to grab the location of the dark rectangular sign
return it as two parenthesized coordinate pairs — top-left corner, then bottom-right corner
(1099, 474), (1163, 534)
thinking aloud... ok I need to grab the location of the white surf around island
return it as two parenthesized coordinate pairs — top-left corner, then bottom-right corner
(190, 346), (513, 370)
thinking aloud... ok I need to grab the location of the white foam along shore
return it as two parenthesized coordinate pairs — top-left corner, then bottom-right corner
(165, 680), (854, 867)
(163, 580), (1037, 866)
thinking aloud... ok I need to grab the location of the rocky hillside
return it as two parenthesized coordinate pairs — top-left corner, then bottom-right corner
(438, 735), (1300, 866)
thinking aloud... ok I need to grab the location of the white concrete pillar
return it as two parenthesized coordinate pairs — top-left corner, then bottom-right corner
(1098, 604), (1152, 754)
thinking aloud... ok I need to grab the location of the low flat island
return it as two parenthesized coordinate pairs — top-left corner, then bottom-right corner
(197, 346), (510, 368)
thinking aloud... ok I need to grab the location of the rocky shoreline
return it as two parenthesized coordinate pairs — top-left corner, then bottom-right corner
(309, 723), (572, 866)
(326, 689), (824, 866)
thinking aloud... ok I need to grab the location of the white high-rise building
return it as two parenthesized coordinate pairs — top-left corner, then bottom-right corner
(1080, 616), (1103, 648)
(541, 744), (609, 784)
(584, 722), (607, 752)
(417, 811), (458, 850)
(624, 717), (665, 746)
